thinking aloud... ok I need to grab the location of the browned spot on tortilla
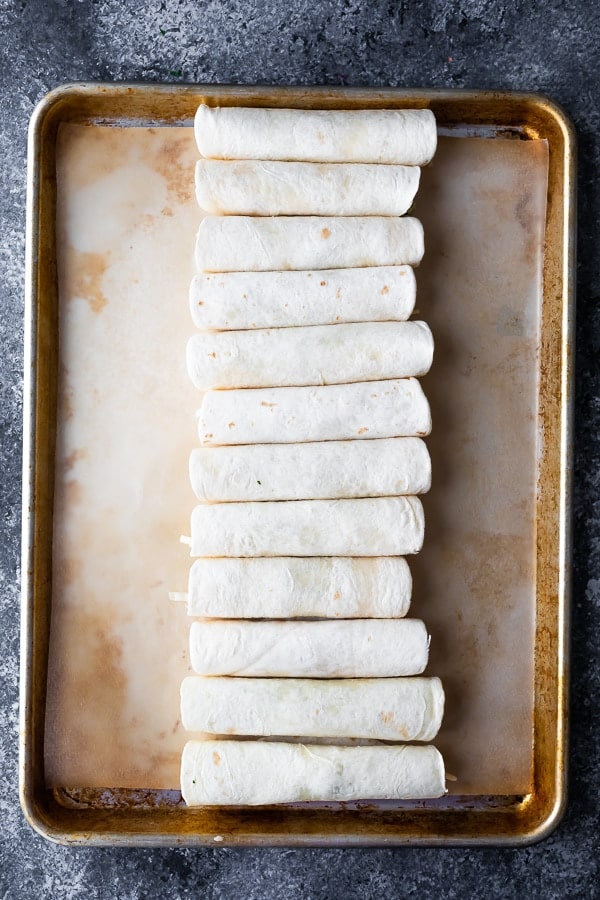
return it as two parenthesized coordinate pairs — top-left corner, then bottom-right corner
(242, 293), (248, 299)
(336, 288), (341, 299)
(197, 301), (204, 306)
(261, 401), (276, 408)
(333, 591), (341, 600)
(63, 448), (87, 472)
(371, 393), (378, 398)
(320, 280), (327, 286)
(380, 711), (394, 724)
(70, 250), (109, 313)
(357, 427), (368, 434)
(161, 206), (174, 217)
(321, 228), (331, 239)
(380, 285), (389, 295)
(209, 352), (216, 358)
(228, 422), (236, 428)
(213, 751), (221, 765)
(399, 269), (406, 276)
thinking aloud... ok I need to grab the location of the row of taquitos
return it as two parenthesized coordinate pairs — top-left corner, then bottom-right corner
(178, 104), (446, 805)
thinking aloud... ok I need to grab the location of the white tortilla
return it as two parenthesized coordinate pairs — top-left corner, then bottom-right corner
(189, 619), (429, 677)
(198, 378), (431, 446)
(180, 675), (445, 740)
(186, 321), (433, 390)
(190, 496), (424, 557)
(195, 216), (424, 272)
(194, 105), (437, 165)
(189, 437), (431, 502)
(189, 265), (416, 331)
(181, 740), (446, 805)
(195, 159), (421, 216)
(184, 556), (412, 619)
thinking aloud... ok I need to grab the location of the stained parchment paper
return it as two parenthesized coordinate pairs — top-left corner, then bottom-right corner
(46, 125), (547, 795)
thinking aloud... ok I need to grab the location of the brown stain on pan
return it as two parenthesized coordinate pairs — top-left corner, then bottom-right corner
(69, 250), (110, 313)
(44, 604), (129, 787)
(154, 130), (194, 205)
(63, 448), (87, 473)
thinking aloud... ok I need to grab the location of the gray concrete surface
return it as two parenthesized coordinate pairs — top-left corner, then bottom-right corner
(1, 0), (598, 896)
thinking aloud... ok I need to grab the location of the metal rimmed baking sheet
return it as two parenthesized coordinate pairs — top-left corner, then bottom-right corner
(20, 84), (575, 846)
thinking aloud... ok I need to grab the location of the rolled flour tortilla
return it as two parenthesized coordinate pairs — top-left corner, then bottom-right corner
(186, 321), (433, 390)
(189, 619), (429, 677)
(181, 740), (446, 805)
(194, 105), (437, 165)
(189, 265), (416, 330)
(180, 675), (445, 740)
(189, 437), (431, 502)
(195, 159), (420, 216)
(195, 216), (424, 272)
(198, 378), (431, 446)
(190, 496), (424, 557)
(184, 556), (412, 618)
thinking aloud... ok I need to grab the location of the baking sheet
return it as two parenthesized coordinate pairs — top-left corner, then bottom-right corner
(45, 124), (545, 796)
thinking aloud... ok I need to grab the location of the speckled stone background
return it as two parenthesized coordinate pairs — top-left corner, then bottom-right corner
(1, 0), (599, 896)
